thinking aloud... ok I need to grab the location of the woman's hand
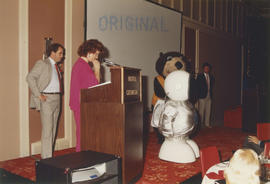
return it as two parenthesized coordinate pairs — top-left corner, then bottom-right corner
(91, 60), (100, 71)
(91, 60), (100, 82)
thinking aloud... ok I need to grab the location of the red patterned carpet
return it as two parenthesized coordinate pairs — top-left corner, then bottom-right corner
(0, 126), (251, 183)
(137, 127), (251, 184)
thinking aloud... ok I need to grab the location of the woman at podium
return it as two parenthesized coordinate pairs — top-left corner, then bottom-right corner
(69, 39), (105, 152)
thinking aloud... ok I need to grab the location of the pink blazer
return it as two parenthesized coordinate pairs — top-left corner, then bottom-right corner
(69, 58), (98, 111)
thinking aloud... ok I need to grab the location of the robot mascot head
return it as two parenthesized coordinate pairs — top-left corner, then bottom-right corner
(160, 71), (194, 136)
(151, 70), (199, 163)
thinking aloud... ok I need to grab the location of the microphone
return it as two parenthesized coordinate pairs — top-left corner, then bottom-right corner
(102, 58), (120, 66)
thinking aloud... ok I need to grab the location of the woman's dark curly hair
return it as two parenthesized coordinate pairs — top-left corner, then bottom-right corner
(77, 39), (104, 57)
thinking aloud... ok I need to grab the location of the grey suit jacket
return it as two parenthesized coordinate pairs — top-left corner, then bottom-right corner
(26, 58), (52, 110)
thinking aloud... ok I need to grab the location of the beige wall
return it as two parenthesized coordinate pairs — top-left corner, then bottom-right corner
(0, 0), (85, 161)
(28, 0), (65, 147)
(0, 0), (20, 161)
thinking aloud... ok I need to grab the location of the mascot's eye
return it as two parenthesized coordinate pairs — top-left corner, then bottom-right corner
(175, 62), (183, 69)
(166, 56), (173, 61)
(171, 117), (176, 122)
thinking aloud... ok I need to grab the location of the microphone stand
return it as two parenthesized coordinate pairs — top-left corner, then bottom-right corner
(102, 58), (121, 67)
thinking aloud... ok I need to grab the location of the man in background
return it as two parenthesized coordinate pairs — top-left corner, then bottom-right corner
(196, 62), (214, 128)
(27, 43), (65, 159)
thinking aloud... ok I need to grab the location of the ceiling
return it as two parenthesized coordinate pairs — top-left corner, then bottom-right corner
(243, 0), (270, 18)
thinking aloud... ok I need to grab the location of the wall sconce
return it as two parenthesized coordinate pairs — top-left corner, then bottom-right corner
(43, 37), (53, 59)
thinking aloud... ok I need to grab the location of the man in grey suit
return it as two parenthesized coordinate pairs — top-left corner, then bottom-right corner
(27, 43), (65, 159)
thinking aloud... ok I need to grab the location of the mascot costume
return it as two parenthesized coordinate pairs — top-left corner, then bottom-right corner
(152, 52), (190, 109)
(151, 70), (199, 163)
(151, 52), (192, 143)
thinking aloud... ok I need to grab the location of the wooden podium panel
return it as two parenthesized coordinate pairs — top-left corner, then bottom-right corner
(81, 102), (124, 156)
(80, 67), (143, 184)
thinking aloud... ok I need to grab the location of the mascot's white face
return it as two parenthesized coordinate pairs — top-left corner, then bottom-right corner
(164, 70), (190, 101)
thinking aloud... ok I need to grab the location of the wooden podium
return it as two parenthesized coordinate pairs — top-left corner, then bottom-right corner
(80, 66), (143, 184)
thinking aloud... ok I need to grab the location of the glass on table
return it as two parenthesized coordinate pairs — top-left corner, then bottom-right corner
(261, 164), (270, 182)
(259, 152), (270, 182)
(260, 153), (270, 165)
(267, 167), (270, 181)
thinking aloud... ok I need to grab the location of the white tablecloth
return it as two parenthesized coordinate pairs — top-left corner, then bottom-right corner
(201, 161), (229, 184)
(201, 159), (270, 184)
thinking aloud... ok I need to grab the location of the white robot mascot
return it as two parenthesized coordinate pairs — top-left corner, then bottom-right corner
(151, 70), (199, 163)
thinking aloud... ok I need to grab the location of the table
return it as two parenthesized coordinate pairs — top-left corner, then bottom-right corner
(201, 159), (270, 184)
(260, 154), (270, 182)
(201, 161), (228, 184)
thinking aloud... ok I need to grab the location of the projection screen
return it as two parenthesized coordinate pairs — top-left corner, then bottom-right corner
(85, 0), (182, 109)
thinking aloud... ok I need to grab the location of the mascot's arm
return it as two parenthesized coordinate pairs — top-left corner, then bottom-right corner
(151, 100), (165, 128)
(154, 77), (166, 98)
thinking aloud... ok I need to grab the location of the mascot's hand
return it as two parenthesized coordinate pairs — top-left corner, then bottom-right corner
(151, 99), (165, 128)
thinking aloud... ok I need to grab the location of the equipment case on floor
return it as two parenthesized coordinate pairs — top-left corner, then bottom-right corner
(36, 150), (121, 184)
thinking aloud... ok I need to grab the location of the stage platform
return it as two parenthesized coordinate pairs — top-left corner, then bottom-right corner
(0, 126), (250, 184)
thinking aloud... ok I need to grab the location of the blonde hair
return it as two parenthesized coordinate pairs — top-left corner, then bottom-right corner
(224, 148), (260, 184)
